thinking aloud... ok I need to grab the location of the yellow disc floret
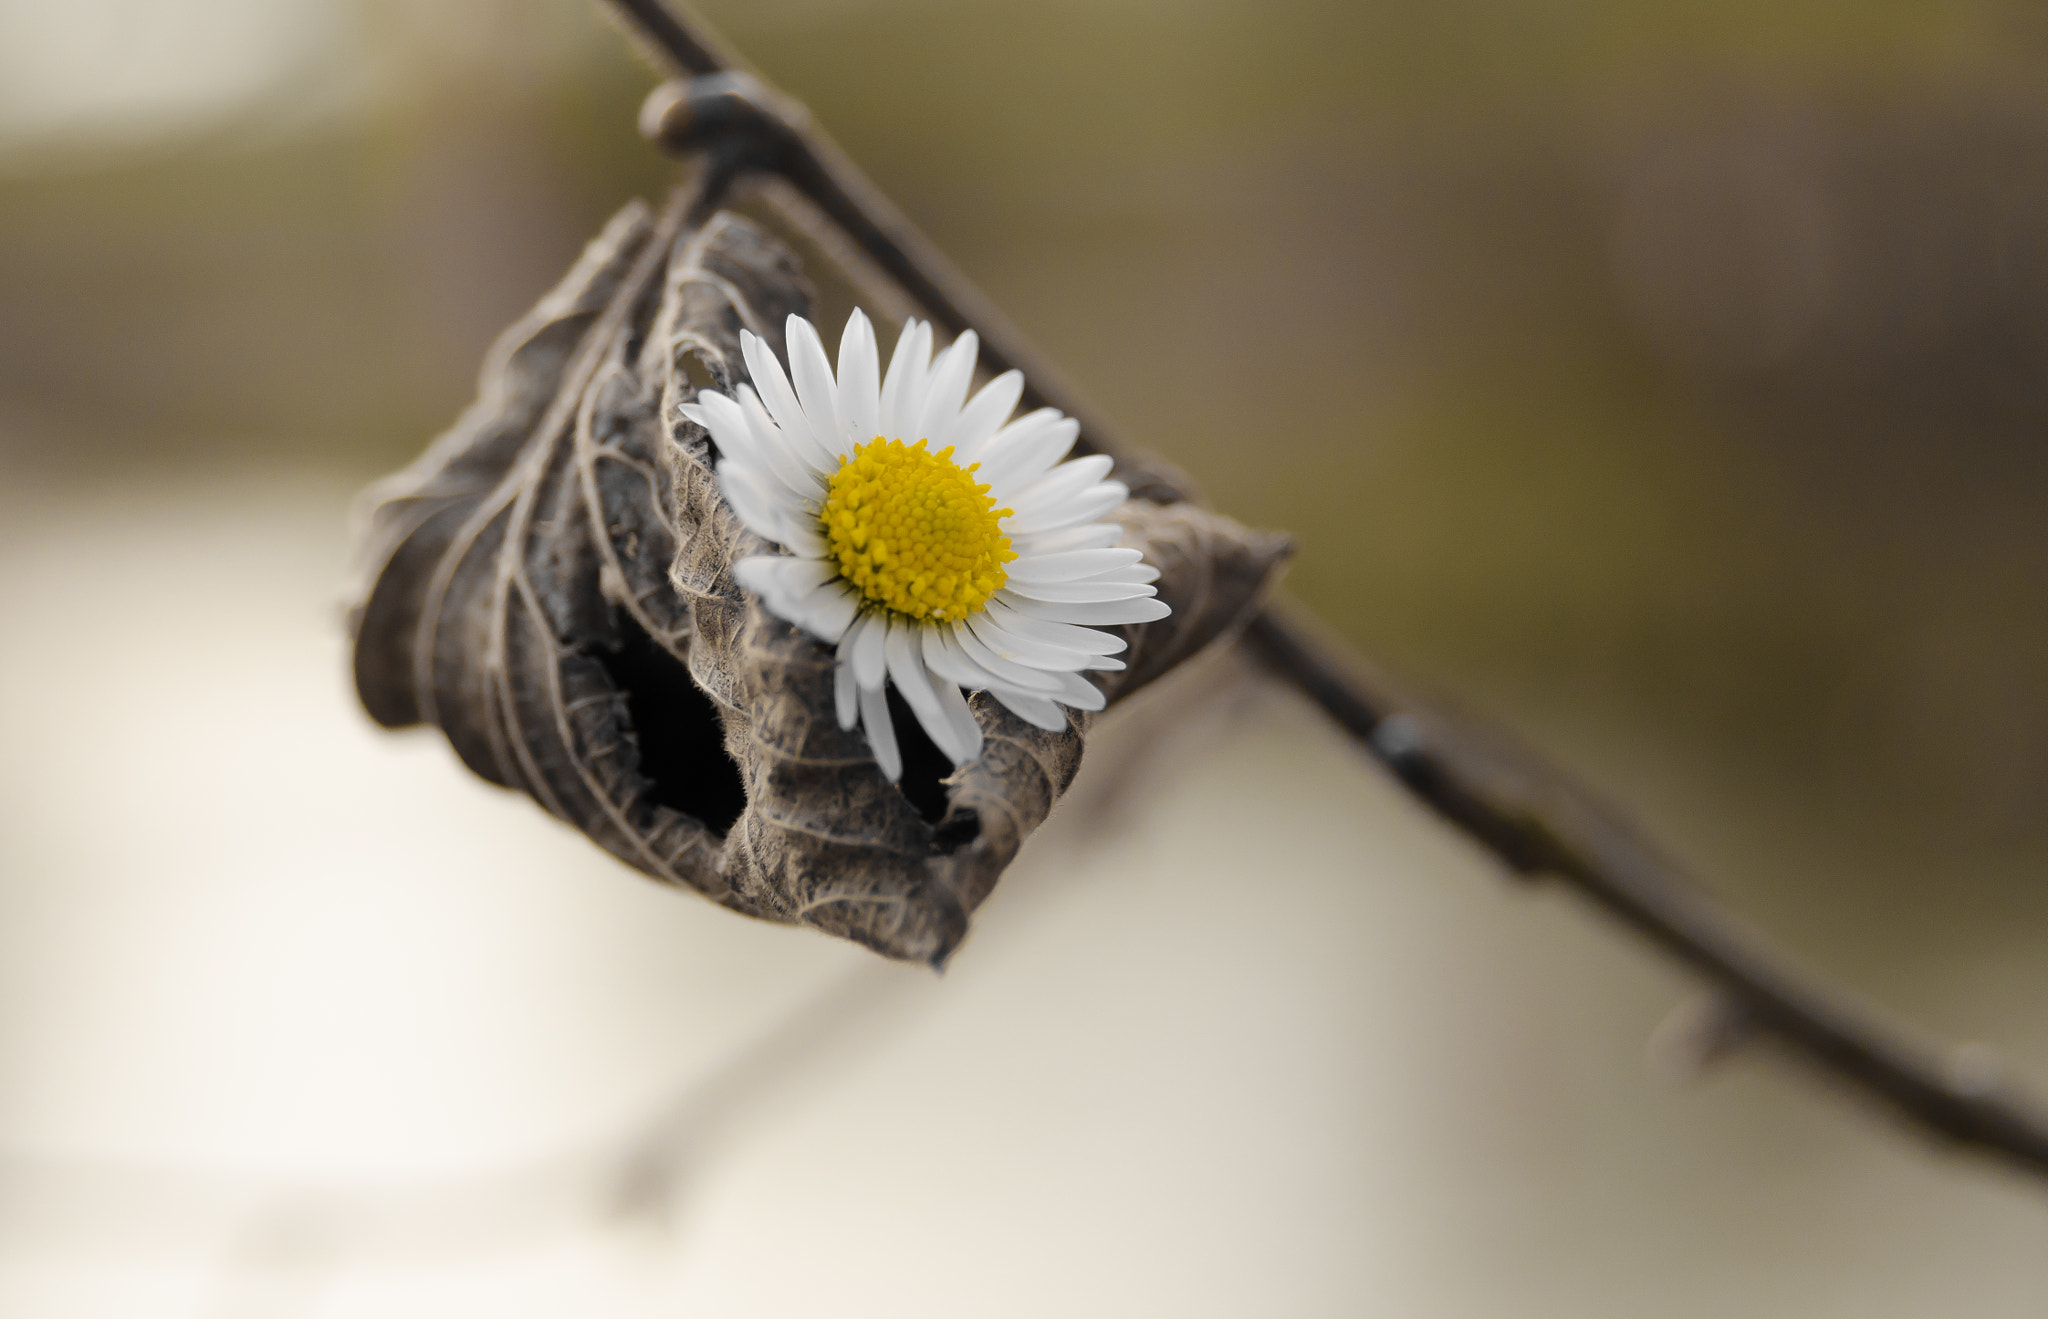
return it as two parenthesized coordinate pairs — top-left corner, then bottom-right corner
(821, 436), (1015, 621)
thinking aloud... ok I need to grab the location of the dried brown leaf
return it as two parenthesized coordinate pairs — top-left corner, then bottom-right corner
(347, 193), (1291, 964)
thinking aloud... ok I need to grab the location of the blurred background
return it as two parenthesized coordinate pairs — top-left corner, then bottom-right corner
(2, 0), (2047, 1313)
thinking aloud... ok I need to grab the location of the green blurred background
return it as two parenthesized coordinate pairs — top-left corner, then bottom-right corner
(3, 0), (2047, 1312)
(11, 0), (2048, 845)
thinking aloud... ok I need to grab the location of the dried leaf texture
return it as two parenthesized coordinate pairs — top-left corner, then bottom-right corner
(347, 199), (657, 730)
(348, 193), (1291, 964)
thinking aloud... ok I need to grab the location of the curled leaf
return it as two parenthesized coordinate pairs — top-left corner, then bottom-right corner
(347, 193), (1291, 964)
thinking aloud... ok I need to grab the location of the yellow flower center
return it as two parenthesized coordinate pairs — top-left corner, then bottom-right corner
(821, 436), (1015, 621)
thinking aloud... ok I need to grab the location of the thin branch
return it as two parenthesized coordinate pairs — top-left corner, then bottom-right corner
(1242, 605), (2048, 1173)
(600, 0), (730, 75)
(627, 62), (1197, 505)
(596, 0), (2048, 1180)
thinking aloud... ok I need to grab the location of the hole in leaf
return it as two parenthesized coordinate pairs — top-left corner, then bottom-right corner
(886, 685), (954, 829)
(931, 809), (981, 855)
(602, 609), (748, 834)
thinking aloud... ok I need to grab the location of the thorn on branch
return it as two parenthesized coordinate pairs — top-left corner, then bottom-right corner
(1650, 992), (1757, 1084)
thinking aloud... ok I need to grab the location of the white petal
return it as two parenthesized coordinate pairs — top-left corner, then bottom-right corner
(914, 329), (978, 442)
(740, 329), (805, 438)
(1006, 454), (1116, 516)
(1006, 482), (1128, 536)
(719, 452), (810, 523)
(738, 554), (833, 603)
(789, 579), (859, 642)
(1092, 561), (1162, 585)
(1046, 668), (1107, 713)
(858, 680), (902, 781)
(966, 610), (1092, 672)
(833, 636), (859, 729)
(786, 313), (853, 458)
(997, 591), (1170, 627)
(680, 392), (758, 464)
(743, 330), (833, 472)
(1005, 547), (1144, 584)
(717, 466), (791, 543)
(986, 685), (1067, 732)
(1009, 521), (1125, 556)
(779, 515), (828, 559)
(940, 368), (1022, 461)
(693, 390), (814, 507)
(921, 624), (988, 691)
(849, 610), (888, 689)
(886, 616), (967, 764)
(838, 308), (882, 442)
(931, 673), (984, 763)
(731, 555), (781, 597)
(978, 411), (1079, 493)
(1002, 576), (1155, 604)
(878, 319), (932, 440)
(737, 385), (823, 499)
(986, 598), (1127, 656)
(952, 619), (1064, 691)
(720, 456), (822, 554)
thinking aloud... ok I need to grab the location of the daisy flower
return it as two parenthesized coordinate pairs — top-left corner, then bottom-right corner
(678, 309), (1169, 781)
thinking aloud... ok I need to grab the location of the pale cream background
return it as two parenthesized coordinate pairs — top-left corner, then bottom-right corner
(3, 0), (2048, 1311)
